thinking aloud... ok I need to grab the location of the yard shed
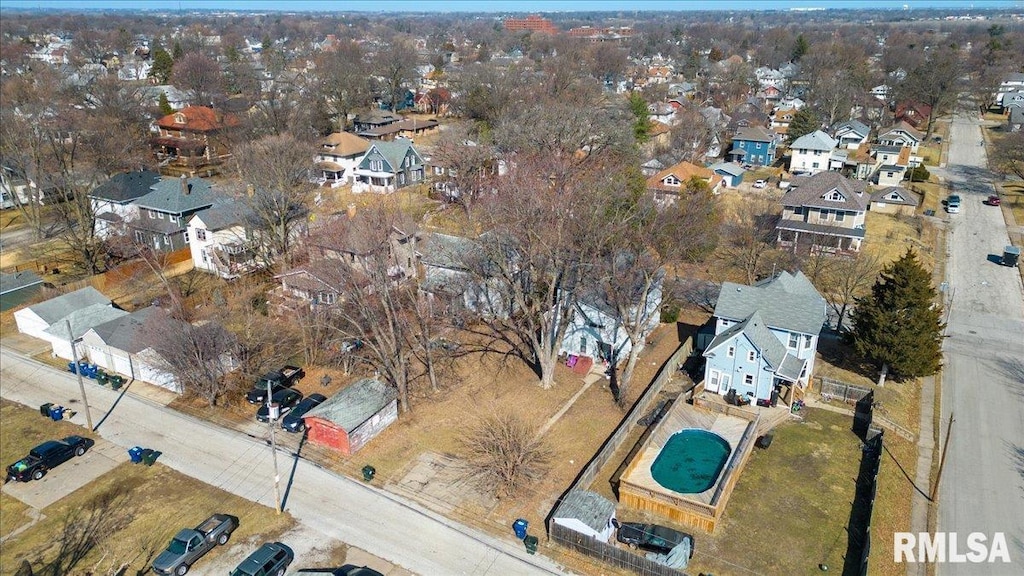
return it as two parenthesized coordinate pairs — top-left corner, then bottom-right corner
(870, 186), (920, 216)
(303, 378), (398, 455)
(551, 489), (617, 543)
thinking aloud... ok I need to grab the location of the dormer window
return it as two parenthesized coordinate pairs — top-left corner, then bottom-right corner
(173, 112), (185, 124)
(825, 190), (845, 201)
(664, 175), (680, 186)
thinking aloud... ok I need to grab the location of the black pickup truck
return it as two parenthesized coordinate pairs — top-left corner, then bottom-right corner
(5, 436), (94, 482)
(245, 365), (305, 404)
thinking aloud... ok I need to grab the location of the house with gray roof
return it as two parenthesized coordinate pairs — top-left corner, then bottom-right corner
(728, 126), (777, 167)
(417, 231), (512, 319)
(702, 271), (826, 404)
(13, 286), (126, 360)
(80, 306), (181, 392)
(877, 121), (923, 152)
(187, 197), (265, 279)
(789, 130), (838, 176)
(303, 378), (398, 455)
(830, 119), (871, 150)
(0, 270), (48, 312)
(351, 138), (425, 193)
(551, 489), (617, 543)
(870, 186), (920, 216)
(776, 171), (869, 253)
(708, 162), (746, 188)
(128, 175), (220, 252)
(89, 169), (162, 239)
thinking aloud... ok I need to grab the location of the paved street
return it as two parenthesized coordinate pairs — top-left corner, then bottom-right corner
(935, 109), (1024, 573)
(0, 347), (570, 576)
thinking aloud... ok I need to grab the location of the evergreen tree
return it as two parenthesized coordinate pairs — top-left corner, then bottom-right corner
(151, 45), (174, 84)
(787, 108), (820, 142)
(628, 92), (652, 144)
(158, 92), (174, 116)
(791, 34), (809, 62)
(850, 249), (944, 379)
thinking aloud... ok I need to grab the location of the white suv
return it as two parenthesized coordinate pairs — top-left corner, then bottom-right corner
(947, 194), (961, 214)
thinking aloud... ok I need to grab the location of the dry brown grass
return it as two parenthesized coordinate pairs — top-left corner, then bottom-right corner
(0, 401), (295, 574)
(864, 211), (936, 271)
(999, 182), (1024, 230)
(908, 180), (945, 215)
(918, 145), (941, 166)
(0, 492), (31, 538)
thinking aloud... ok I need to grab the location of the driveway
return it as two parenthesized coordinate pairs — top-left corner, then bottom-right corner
(1, 437), (124, 509)
(935, 106), (1024, 573)
(0, 347), (571, 576)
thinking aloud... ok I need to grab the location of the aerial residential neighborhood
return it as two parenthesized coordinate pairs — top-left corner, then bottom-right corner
(1, 1), (1023, 576)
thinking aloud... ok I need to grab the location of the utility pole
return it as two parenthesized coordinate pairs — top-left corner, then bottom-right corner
(65, 319), (94, 430)
(267, 377), (282, 514)
(931, 412), (954, 502)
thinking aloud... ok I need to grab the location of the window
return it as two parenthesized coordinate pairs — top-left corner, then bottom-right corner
(196, 228), (207, 241)
(820, 209), (831, 220)
(727, 346), (735, 358)
(183, 230), (189, 244)
(744, 374), (754, 386)
(794, 206), (804, 215)
(803, 334), (812, 349)
(434, 166), (444, 175)
(812, 162), (820, 169)
(664, 175), (680, 186)
(709, 370), (721, 390)
(789, 332), (799, 348)
(157, 212), (165, 220)
(580, 336), (587, 352)
(148, 210), (155, 219)
(836, 211), (845, 222)
(756, 143), (762, 149)
(747, 350), (756, 362)
(318, 292), (336, 305)
(163, 235), (171, 247)
(369, 159), (384, 172)
(134, 230), (145, 243)
(826, 191), (845, 201)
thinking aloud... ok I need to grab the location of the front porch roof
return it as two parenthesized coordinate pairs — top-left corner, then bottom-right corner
(776, 220), (866, 239)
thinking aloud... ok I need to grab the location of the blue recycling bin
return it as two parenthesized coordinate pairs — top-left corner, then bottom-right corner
(513, 519), (529, 539)
(49, 405), (64, 421)
(128, 446), (144, 464)
(67, 361), (77, 373)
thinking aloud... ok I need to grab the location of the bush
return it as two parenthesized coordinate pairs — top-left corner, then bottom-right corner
(660, 302), (681, 323)
(907, 165), (930, 182)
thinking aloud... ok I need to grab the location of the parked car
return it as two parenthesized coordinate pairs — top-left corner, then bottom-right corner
(230, 542), (294, 576)
(753, 179), (767, 189)
(256, 389), (304, 423)
(151, 513), (239, 576)
(985, 195), (1001, 206)
(298, 566), (384, 576)
(946, 194), (961, 214)
(5, 436), (93, 482)
(246, 365), (305, 404)
(281, 393), (327, 432)
(615, 522), (695, 557)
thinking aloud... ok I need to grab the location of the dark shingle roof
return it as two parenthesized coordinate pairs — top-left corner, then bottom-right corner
(87, 306), (164, 354)
(733, 126), (775, 143)
(0, 270), (44, 295)
(713, 271), (826, 335)
(134, 176), (217, 215)
(190, 197), (255, 231)
(781, 171), (868, 212)
(89, 170), (162, 203)
(871, 186), (920, 207)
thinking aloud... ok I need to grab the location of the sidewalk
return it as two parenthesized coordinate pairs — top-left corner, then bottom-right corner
(907, 375), (936, 576)
(0, 346), (571, 576)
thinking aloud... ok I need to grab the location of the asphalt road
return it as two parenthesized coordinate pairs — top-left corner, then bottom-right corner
(934, 110), (1024, 573)
(0, 347), (570, 576)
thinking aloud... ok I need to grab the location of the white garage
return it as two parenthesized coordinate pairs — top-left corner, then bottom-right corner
(80, 306), (182, 393)
(14, 286), (111, 342)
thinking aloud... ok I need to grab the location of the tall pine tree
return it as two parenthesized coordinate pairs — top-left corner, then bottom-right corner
(787, 108), (820, 143)
(850, 249), (944, 379)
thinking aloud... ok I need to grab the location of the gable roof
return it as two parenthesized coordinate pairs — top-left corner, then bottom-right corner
(709, 162), (745, 177)
(831, 119), (870, 138)
(86, 305), (164, 354)
(706, 310), (789, 370)
(791, 130), (837, 152)
(647, 160), (722, 193)
(134, 176), (218, 215)
(713, 270), (826, 335)
(304, 378), (397, 432)
(871, 186), (920, 206)
(1, 270), (44, 295)
(156, 105), (237, 132)
(782, 171), (869, 212)
(189, 197), (255, 231)
(733, 126), (775, 143)
(552, 490), (616, 532)
(419, 232), (478, 270)
(275, 263), (346, 294)
(89, 170), (162, 203)
(878, 121), (924, 143)
(44, 303), (127, 341)
(21, 286), (110, 324)
(322, 132), (370, 157)
(363, 138), (420, 173)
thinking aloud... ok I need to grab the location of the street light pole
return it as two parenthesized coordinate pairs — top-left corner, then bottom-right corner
(65, 319), (94, 430)
(267, 377), (282, 514)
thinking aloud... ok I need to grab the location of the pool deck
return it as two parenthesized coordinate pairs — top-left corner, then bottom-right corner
(620, 400), (750, 505)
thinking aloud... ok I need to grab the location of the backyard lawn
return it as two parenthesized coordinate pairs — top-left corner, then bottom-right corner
(0, 400), (295, 575)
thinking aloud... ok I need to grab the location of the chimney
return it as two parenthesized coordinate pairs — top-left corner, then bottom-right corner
(347, 203), (357, 219)
(180, 174), (188, 195)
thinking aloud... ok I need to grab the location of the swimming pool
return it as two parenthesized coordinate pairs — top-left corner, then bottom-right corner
(650, 429), (732, 494)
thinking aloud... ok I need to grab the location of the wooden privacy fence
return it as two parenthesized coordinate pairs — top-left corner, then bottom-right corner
(550, 523), (687, 576)
(818, 377), (872, 404)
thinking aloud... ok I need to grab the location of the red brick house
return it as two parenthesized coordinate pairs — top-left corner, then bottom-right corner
(150, 106), (239, 174)
(894, 101), (932, 131)
(302, 378), (398, 455)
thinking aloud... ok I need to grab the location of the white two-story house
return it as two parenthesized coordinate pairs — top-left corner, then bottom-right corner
(789, 130), (837, 176)
(187, 197), (264, 280)
(314, 132), (370, 187)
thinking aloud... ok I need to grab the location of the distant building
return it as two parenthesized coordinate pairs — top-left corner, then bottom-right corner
(503, 15), (558, 34)
(567, 25), (634, 42)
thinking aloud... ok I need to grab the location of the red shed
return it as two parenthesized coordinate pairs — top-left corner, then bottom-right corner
(302, 378), (398, 455)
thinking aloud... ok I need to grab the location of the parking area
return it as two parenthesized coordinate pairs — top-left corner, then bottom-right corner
(2, 436), (124, 510)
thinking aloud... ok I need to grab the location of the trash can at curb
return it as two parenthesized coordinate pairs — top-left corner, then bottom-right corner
(128, 446), (144, 464)
(524, 535), (539, 555)
(142, 450), (161, 466)
(513, 519), (528, 539)
(40, 403), (54, 417)
(49, 405), (64, 421)
(362, 465), (376, 482)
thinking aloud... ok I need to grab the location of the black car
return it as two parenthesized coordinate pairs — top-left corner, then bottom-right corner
(298, 566), (384, 576)
(230, 542), (293, 576)
(256, 389), (304, 423)
(281, 393), (327, 433)
(5, 435), (94, 482)
(246, 381), (290, 405)
(615, 522), (694, 557)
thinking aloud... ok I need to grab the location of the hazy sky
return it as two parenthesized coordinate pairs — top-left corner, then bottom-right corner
(2, 0), (1021, 12)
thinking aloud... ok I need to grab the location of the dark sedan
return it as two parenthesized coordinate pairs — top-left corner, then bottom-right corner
(615, 522), (694, 557)
(256, 389), (303, 423)
(298, 566), (384, 576)
(281, 393), (327, 432)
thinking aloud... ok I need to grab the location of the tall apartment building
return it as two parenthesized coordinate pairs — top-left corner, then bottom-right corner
(503, 15), (558, 34)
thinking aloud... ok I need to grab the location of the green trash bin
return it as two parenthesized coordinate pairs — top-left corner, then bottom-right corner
(96, 370), (109, 386)
(361, 465), (376, 482)
(109, 375), (125, 390)
(524, 535), (538, 555)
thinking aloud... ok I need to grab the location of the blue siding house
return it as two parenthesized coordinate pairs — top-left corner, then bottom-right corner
(702, 271), (826, 404)
(728, 126), (777, 167)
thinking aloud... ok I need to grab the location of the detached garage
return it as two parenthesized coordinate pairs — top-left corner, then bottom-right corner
(80, 306), (181, 393)
(551, 489), (617, 543)
(14, 286), (110, 341)
(303, 378), (398, 455)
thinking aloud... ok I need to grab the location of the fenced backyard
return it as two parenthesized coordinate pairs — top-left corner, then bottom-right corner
(549, 523), (687, 576)
(818, 376), (872, 404)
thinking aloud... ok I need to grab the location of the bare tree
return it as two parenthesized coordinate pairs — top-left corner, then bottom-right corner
(314, 41), (373, 130)
(373, 38), (420, 111)
(990, 130), (1024, 179)
(722, 196), (782, 284)
(231, 133), (314, 268)
(430, 125), (498, 214)
(819, 252), (880, 332)
(142, 310), (237, 406)
(461, 412), (550, 498)
(171, 51), (223, 107)
(895, 44), (965, 139)
(658, 104), (714, 165)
